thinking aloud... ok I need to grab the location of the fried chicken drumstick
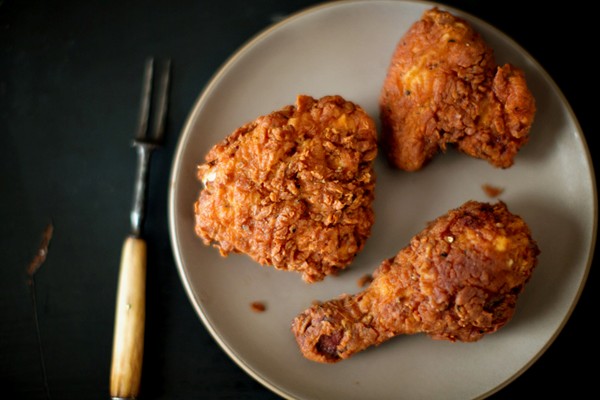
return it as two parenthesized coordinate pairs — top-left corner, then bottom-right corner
(292, 201), (539, 363)
(380, 8), (536, 171)
(195, 95), (377, 283)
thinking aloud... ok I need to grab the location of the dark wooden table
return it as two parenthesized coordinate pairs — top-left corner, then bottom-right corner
(2, 1), (596, 398)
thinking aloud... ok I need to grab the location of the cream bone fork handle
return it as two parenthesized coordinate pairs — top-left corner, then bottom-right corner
(110, 57), (171, 400)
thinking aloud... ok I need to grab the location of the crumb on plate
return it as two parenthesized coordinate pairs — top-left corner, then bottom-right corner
(250, 301), (266, 312)
(482, 183), (504, 198)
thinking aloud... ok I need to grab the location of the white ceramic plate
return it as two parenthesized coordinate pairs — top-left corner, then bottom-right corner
(168, 1), (597, 398)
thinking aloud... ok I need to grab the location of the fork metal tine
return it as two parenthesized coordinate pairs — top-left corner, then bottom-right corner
(152, 58), (171, 143)
(135, 58), (154, 141)
(134, 57), (171, 144)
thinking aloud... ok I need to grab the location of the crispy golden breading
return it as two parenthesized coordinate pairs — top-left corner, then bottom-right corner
(194, 95), (378, 283)
(380, 8), (536, 171)
(292, 201), (540, 363)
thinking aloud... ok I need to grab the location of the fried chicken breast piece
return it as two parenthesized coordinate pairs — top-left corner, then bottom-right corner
(194, 95), (378, 283)
(380, 8), (536, 171)
(292, 200), (540, 363)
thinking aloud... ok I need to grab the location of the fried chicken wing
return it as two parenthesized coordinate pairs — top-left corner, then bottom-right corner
(292, 200), (540, 363)
(194, 95), (378, 283)
(380, 8), (536, 171)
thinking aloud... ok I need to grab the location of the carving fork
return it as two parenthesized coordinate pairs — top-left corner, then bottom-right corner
(110, 58), (171, 399)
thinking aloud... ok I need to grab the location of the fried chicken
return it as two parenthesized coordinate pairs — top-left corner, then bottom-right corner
(292, 200), (540, 363)
(380, 8), (536, 171)
(194, 95), (378, 283)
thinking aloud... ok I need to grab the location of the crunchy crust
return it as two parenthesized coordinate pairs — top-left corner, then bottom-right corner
(194, 95), (378, 283)
(379, 8), (536, 171)
(292, 200), (540, 363)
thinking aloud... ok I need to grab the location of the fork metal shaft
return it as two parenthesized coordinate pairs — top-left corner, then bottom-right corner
(130, 142), (155, 237)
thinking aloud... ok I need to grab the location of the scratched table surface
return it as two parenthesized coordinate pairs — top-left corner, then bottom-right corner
(1, 1), (597, 399)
